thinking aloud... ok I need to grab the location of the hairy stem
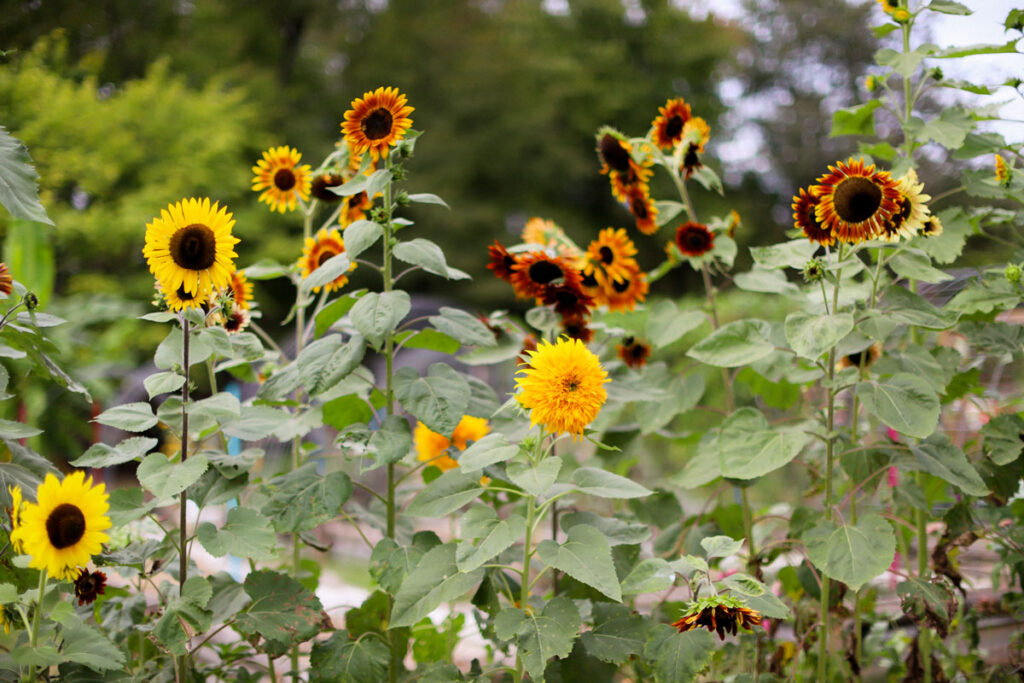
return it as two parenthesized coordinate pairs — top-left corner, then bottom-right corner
(178, 317), (191, 682)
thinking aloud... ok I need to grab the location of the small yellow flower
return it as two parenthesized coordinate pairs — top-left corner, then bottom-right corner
(7, 485), (24, 552)
(515, 338), (609, 440)
(996, 154), (1011, 186)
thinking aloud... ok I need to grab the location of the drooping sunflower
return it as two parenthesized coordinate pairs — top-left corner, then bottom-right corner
(509, 252), (581, 301)
(879, 169), (931, 242)
(487, 241), (518, 282)
(415, 416), (491, 472)
(617, 336), (651, 369)
(674, 222), (716, 258)
(515, 337), (609, 440)
(679, 117), (710, 179)
(673, 595), (762, 640)
(298, 228), (357, 293)
(811, 158), (901, 244)
(143, 197), (239, 296)
(310, 173), (346, 203)
(541, 282), (594, 319)
(226, 269), (254, 310)
(11, 471), (111, 580)
(598, 127), (654, 201)
(0, 263), (11, 297)
(342, 86), (415, 161)
(652, 97), (692, 151)
(920, 215), (943, 237)
(838, 342), (883, 371)
(251, 146), (312, 213)
(792, 188), (834, 246)
(623, 185), (660, 235)
(160, 280), (210, 312)
(601, 268), (649, 312)
(584, 228), (640, 287)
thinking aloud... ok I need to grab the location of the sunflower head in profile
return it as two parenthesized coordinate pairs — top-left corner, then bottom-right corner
(251, 146), (312, 213)
(876, 0), (899, 14)
(792, 188), (834, 246)
(596, 127), (634, 175)
(541, 282), (594, 319)
(811, 158), (901, 244)
(7, 485), (24, 552)
(878, 169), (931, 242)
(310, 173), (346, 203)
(673, 595), (762, 640)
(226, 269), (254, 311)
(160, 279), (210, 312)
(617, 336), (652, 369)
(509, 252), (581, 301)
(584, 228), (640, 288)
(299, 228), (357, 293)
(10, 471), (111, 580)
(674, 221), (716, 258)
(0, 263), (11, 297)
(342, 86), (415, 161)
(622, 185), (660, 235)
(487, 241), (518, 282)
(415, 416), (490, 472)
(143, 197), (239, 297)
(838, 342), (883, 372)
(515, 337), (609, 440)
(678, 117), (710, 179)
(920, 215), (943, 237)
(652, 97), (692, 151)
(560, 315), (594, 344)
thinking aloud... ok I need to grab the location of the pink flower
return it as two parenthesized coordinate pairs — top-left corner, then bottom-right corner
(887, 466), (899, 488)
(886, 427), (900, 442)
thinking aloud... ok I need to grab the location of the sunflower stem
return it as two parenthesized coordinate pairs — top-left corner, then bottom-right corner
(26, 568), (46, 681)
(514, 435), (545, 683)
(178, 316), (191, 683)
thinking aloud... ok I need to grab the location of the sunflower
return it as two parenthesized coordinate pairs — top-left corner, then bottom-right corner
(310, 173), (346, 203)
(876, 0), (899, 13)
(674, 222), (715, 258)
(298, 228), (357, 293)
(487, 241), (518, 282)
(251, 146), (312, 213)
(624, 185), (660, 235)
(879, 169), (931, 242)
(584, 228), (640, 287)
(522, 218), (579, 259)
(679, 117), (710, 179)
(10, 472), (111, 580)
(342, 86), (414, 161)
(340, 191), (374, 228)
(811, 158), (901, 244)
(617, 336), (651, 369)
(996, 154), (1011, 186)
(602, 268), (649, 312)
(219, 269), (253, 311)
(541, 282), (594, 319)
(73, 568), (107, 606)
(160, 280), (210, 312)
(727, 210), (741, 238)
(838, 342), (883, 371)
(515, 337), (609, 440)
(7, 485), (24, 552)
(143, 197), (239, 297)
(596, 127), (634, 176)
(920, 215), (943, 237)
(415, 416), (491, 472)
(0, 263), (11, 297)
(561, 315), (594, 344)
(517, 334), (538, 366)
(509, 252), (581, 301)
(221, 306), (251, 335)
(673, 595), (762, 640)
(652, 97), (692, 151)
(792, 188), (834, 246)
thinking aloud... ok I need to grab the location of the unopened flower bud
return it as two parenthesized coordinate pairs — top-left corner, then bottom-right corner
(395, 190), (410, 207)
(23, 293), (38, 310)
(1006, 263), (1022, 284)
(802, 258), (826, 283)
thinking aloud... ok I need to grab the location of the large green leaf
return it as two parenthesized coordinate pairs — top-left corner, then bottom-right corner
(536, 524), (621, 601)
(0, 127), (53, 225)
(261, 463), (353, 533)
(911, 433), (989, 496)
(428, 307), (497, 347)
(569, 467), (652, 499)
(493, 598), (581, 681)
(390, 543), (484, 628)
(393, 238), (470, 280)
(981, 414), (1024, 465)
(860, 373), (940, 439)
(579, 604), (650, 665)
(53, 613), (127, 672)
(405, 470), (485, 517)
(645, 300), (705, 348)
(506, 456), (561, 498)
(784, 312), (853, 360)
(136, 453), (209, 502)
(393, 363), (469, 437)
(803, 514), (896, 590)
(456, 506), (526, 572)
(880, 285), (958, 330)
(643, 626), (714, 683)
(717, 408), (812, 479)
(235, 570), (325, 651)
(831, 100), (882, 137)
(94, 402), (158, 432)
(749, 239), (818, 269)
(620, 558), (675, 595)
(196, 506), (277, 561)
(153, 576), (213, 656)
(71, 437), (157, 468)
(687, 319), (774, 367)
(349, 291), (410, 350)
(296, 333), (366, 395)
(457, 433), (519, 471)
(309, 630), (390, 683)
(363, 415), (413, 471)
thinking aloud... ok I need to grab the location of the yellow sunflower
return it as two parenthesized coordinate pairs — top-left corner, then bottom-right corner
(792, 188), (834, 246)
(521, 217), (580, 258)
(920, 215), (943, 237)
(160, 279), (210, 312)
(10, 472), (110, 580)
(342, 86), (415, 161)
(879, 169), (931, 242)
(298, 228), (357, 293)
(876, 0), (899, 14)
(811, 158), (901, 244)
(251, 146), (312, 213)
(227, 269), (254, 310)
(651, 97), (692, 151)
(515, 337), (609, 440)
(340, 191), (374, 228)
(584, 228), (639, 288)
(602, 268), (649, 312)
(415, 416), (491, 471)
(0, 263), (11, 297)
(310, 173), (346, 204)
(623, 185), (660, 235)
(143, 197), (239, 296)
(8, 485), (24, 552)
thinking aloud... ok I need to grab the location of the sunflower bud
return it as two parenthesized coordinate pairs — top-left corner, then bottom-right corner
(23, 292), (38, 310)
(929, 67), (944, 81)
(1005, 263), (1022, 285)
(893, 8), (910, 22)
(395, 190), (410, 207)
(864, 75), (878, 93)
(802, 258), (825, 283)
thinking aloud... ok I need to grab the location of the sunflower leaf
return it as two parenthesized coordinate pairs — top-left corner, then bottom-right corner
(860, 373), (940, 439)
(784, 312), (854, 360)
(350, 291), (410, 350)
(71, 437), (157, 468)
(537, 524), (621, 601)
(405, 470), (484, 517)
(299, 252), (352, 296)
(911, 433), (989, 496)
(390, 543), (485, 629)
(0, 127), (53, 225)
(136, 452), (209, 502)
(494, 598), (581, 680)
(197, 506), (277, 560)
(343, 221), (384, 260)
(394, 238), (470, 280)
(93, 402), (158, 433)
(393, 363), (469, 436)
(687, 319), (774, 367)
(428, 307), (498, 347)
(407, 193), (450, 209)
(803, 514), (896, 591)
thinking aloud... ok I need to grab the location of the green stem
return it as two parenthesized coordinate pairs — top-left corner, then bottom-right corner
(26, 569), (47, 681)
(177, 316), (191, 683)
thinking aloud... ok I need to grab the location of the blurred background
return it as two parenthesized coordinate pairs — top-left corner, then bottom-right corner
(0, 0), (1014, 461)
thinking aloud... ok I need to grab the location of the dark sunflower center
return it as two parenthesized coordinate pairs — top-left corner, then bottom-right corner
(555, 289), (579, 306)
(687, 231), (709, 250)
(46, 503), (86, 549)
(317, 248), (340, 268)
(563, 375), (580, 392)
(273, 168), (297, 191)
(225, 312), (245, 331)
(632, 198), (648, 219)
(665, 115), (684, 139)
(311, 174), (343, 202)
(630, 344), (647, 360)
(612, 278), (630, 293)
(176, 286), (195, 302)
(599, 134), (631, 172)
(528, 260), (563, 285)
(349, 191), (368, 209)
(169, 224), (217, 271)
(833, 176), (882, 224)
(363, 108), (394, 140)
(846, 350), (866, 366)
(599, 246), (615, 264)
(580, 271), (598, 288)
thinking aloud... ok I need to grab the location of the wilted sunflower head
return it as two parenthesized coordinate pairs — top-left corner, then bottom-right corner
(672, 595), (762, 640)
